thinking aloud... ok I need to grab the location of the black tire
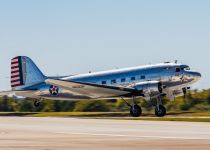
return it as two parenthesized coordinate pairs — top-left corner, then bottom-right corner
(155, 105), (166, 117)
(130, 104), (142, 117)
(34, 101), (40, 107)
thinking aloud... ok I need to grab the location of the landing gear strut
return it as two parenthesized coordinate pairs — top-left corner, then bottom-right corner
(155, 96), (166, 117)
(122, 97), (142, 117)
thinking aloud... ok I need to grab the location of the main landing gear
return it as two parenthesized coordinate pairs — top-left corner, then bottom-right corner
(130, 104), (142, 117)
(122, 96), (166, 117)
(155, 96), (166, 117)
(122, 97), (142, 117)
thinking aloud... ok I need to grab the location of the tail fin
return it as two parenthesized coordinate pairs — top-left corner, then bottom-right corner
(11, 56), (46, 90)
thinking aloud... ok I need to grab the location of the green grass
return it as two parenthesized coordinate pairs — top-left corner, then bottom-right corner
(93, 117), (210, 122)
(0, 111), (209, 123)
(0, 112), (129, 117)
(0, 111), (210, 117)
(28, 112), (129, 117)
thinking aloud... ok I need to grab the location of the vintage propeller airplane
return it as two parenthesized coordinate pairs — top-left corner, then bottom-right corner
(0, 56), (201, 117)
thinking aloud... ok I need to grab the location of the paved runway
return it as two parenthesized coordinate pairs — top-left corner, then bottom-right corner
(0, 117), (210, 150)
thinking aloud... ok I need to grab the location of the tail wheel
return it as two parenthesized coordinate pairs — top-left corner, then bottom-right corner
(130, 104), (142, 117)
(155, 105), (166, 117)
(34, 100), (41, 107)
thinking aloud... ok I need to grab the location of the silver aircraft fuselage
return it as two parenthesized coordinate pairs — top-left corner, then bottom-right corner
(21, 62), (201, 101)
(3, 56), (201, 117)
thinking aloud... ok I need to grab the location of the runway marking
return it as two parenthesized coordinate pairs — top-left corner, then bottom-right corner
(55, 132), (210, 140)
(0, 131), (7, 135)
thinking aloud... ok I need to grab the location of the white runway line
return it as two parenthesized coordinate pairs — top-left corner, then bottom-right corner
(55, 132), (210, 140)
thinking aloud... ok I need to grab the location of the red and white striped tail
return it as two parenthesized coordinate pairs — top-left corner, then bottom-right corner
(11, 56), (24, 88)
(10, 56), (45, 90)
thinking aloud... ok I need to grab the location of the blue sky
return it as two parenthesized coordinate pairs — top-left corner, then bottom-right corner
(0, 0), (209, 90)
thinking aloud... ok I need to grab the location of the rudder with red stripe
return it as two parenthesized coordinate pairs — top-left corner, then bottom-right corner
(11, 56), (25, 88)
(11, 56), (45, 90)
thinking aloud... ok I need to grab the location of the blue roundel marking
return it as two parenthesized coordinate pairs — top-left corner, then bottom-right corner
(49, 85), (59, 96)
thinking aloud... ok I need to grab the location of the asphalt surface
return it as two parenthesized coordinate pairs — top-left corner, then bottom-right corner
(0, 117), (210, 150)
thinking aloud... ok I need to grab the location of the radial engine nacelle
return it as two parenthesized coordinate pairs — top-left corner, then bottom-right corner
(132, 81), (163, 101)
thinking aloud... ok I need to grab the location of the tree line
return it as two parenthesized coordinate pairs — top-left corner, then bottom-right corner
(0, 89), (210, 112)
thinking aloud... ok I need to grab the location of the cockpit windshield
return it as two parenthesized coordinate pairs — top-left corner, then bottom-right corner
(181, 65), (190, 71)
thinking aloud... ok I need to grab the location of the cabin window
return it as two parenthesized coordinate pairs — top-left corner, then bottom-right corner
(131, 77), (135, 81)
(176, 68), (181, 72)
(164, 67), (171, 70)
(111, 79), (116, 84)
(102, 81), (106, 85)
(141, 75), (145, 79)
(121, 78), (126, 82)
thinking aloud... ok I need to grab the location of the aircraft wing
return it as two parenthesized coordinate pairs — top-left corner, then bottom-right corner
(45, 79), (141, 99)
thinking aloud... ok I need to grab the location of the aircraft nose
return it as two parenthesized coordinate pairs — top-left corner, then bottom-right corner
(191, 72), (201, 81)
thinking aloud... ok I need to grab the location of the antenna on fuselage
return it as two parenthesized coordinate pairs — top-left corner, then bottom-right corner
(174, 60), (178, 64)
